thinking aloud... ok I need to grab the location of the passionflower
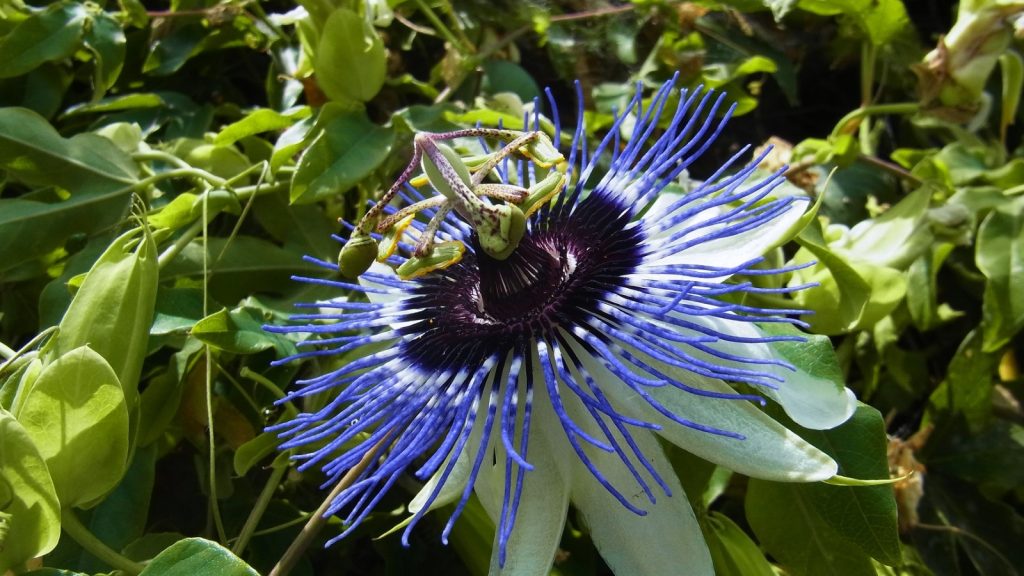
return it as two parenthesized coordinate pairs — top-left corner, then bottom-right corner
(268, 79), (856, 575)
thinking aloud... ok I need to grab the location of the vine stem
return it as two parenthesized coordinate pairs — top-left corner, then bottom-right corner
(232, 463), (289, 556)
(829, 102), (920, 141)
(0, 327), (58, 375)
(479, 4), (635, 61)
(157, 218), (205, 270)
(268, 435), (392, 576)
(61, 509), (146, 575)
(201, 190), (229, 545)
(413, 0), (471, 55)
(859, 41), (878, 155)
(915, 523), (1017, 573)
(154, 180), (288, 270)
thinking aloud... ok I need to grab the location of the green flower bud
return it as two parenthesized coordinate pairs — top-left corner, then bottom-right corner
(916, 1), (1024, 120)
(339, 233), (380, 279)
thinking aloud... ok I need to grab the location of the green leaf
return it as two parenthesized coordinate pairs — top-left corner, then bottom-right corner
(214, 107), (312, 146)
(819, 161), (899, 226)
(446, 109), (531, 132)
(122, 532), (187, 563)
(269, 115), (315, 172)
(914, 474), (1024, 575)
(82, 10), (126, 98)
(841, 187), (933, 270)
(147, 190), (243, 232)
(192, 306), (295, 355)
(233, 431), (281, 476)
(94, 122), (144, 154)
(792, 220), (871, 325)
(62, 93), (165, 117)
(1000, 51), (1023, 138)
(290, 110), (394, 204)
(906, 243), (959, 331)
(142, 21), (205, 76)
(393, 104), (461, 133)
(15, 346), (129, 508)
(927, 330), (1000, 431)
(800, 405), (901, 565)
(137, 341), (200, 448)
(925, 419), (1024, 493)
(151, 287), (205, 336)
(0, 107), (139, 273)
(75, 443), (156, 572)
(976, 197), (1024, 351)
(0, 195), (134, 277)
(251, 192), (339, 261)
(0, 62), (71, 119)
(703, 511), (774, 576)
(36, 232), (115, 329)
(314, 8), (386, 103)
(148, 192), (200, 230)
(160, 235), (321, 302)
(0, 407), (61, 573)
(3, 357), (42, 414)
(0, 107), (137, 189)
(747, 478), (875, 576)
(49, 225), (159, 414)
(117, 0), (148, 28)
(269, 101), (366, 173)
(747, 405), (900, 570)
(139, 537), (259, 576)
(481, 60), (541, 102)
(796, 0), (910, 46)
(0, 1), (88, 79)
(166, 138), (252, 182)
(758, 322), (846, 392)
(790, 219), (906, 334)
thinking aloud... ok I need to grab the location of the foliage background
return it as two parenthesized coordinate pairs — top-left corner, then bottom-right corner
(1, 0), (1023, 575)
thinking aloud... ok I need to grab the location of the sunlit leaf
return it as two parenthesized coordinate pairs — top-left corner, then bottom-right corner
(290, 110), (394, 204)
(314, 8), (386, 103)
(976, 197), (1024, 351)
(139, 538), (259, 576)
(49, 225), (158, 413)
(15, 346), (129, 508)
(82, 10), (126, 98)
(0, 408), (61, 573)
(0, 1), (88, 79)
(0, 107), (138, 273)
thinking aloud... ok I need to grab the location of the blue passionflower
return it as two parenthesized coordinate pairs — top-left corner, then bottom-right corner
(267, 79), (856, 575)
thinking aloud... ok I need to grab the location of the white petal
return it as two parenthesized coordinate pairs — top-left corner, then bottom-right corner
(474, 359), (571, 576)
(555, 385), (714, 576)
(569, 338), (837, 482)
(670, 314), (856, 430)
(648, 198), (808, 272)
(408, 445), (471, 515)
(361, 262), (423, 333)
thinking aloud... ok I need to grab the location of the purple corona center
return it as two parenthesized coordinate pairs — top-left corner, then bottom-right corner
(400, 194), (643, 369)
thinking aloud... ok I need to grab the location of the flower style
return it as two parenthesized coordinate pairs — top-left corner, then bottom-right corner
(267, 79), (857, 576)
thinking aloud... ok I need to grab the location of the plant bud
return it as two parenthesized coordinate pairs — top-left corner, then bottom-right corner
(338, 233), (380, 279)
